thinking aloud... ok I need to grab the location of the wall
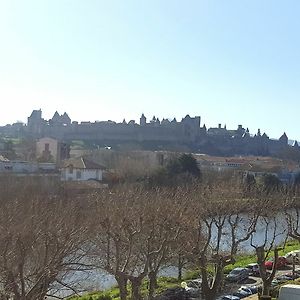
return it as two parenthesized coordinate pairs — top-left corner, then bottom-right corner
(0, 161), (56, 173)
(61, 167), (103, 181)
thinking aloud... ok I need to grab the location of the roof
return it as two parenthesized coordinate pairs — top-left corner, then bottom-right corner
(62, 157), (106, 170)
(279, 132), (288, 140)
(194, 154), (299, 172)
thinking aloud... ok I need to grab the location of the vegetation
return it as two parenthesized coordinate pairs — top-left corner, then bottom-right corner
(146, 153), (201, 187)
(1, 169), (300, 300)
(70, 240), (300, 300)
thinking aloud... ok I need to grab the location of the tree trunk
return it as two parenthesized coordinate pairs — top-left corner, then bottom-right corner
(201, 269), (218, 300)
(178, 267), (182, 282)
(261, 282), (270, 296)
(201, 287), (217, 300)
(256, 246), (279, 298)
(116, 275), (128, 300)
(200, 258), (223, 300)
(177, 254), (183, 281)
(148, 271), (158, 300)
(129, 277), (143, 300)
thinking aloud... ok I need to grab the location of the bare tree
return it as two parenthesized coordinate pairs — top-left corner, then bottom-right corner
(286, 205), (300, 241)
(90, 187), (149, 300)
(183, 182), (258, 300)
(0, 178), (92, 300)
(250, 215), (287, 297)
(90, 186), (190, 300)
(145, 188), (189, 300)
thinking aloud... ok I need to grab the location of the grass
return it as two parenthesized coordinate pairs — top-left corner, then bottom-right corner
(70, 240), (300, 300)
(68, 277), (179, 300)
(224, 239), (300, 273)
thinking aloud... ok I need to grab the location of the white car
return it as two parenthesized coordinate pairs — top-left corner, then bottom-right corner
(245, 263), (260, 276)
(284, 250), (300, 264)
(181, 278), (202, 297)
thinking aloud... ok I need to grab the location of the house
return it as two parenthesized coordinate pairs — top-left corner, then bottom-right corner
(36, 137), (69, 165)
(61, 157), (106, 181)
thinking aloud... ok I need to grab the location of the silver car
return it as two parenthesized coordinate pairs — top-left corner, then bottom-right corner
(226, 267), (249, 282)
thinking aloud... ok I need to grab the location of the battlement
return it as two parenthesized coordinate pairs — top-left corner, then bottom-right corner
(4, 110), (300, 158)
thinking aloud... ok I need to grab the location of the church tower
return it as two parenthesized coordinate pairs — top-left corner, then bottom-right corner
(140, 114), (146, 126)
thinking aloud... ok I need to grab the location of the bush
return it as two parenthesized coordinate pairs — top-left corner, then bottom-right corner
(96, 294), (112, 300)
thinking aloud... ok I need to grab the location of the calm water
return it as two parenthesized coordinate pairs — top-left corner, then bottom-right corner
(54, 211), (295, 297)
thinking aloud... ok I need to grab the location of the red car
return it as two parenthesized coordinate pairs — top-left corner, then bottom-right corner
(265, 256), (287, 270)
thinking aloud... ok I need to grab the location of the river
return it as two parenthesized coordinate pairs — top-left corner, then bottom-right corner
(55, 210), (296, 296)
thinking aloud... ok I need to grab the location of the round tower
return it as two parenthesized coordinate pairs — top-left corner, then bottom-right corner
(140, 114), (146, 126)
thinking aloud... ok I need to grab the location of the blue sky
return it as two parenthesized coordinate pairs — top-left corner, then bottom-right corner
(0, 0), (300, 140)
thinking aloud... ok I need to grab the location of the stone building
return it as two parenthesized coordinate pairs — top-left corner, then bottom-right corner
(1, 110), (299, 159)
(36, 137), (70, 164)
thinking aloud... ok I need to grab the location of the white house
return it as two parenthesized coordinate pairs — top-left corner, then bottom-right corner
(61, 157), (106, 181)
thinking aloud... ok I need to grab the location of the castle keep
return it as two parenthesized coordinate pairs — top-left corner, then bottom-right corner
(2, 110), (299, 157)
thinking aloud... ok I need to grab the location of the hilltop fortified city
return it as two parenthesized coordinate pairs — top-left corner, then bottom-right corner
(0, 109), (299, 158)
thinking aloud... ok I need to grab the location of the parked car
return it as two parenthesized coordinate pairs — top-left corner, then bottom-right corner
(284, 250), (300, 264)
(226, 267), (249, 282)
(233, 290), (249, 298)
(245, 263), (260, 276)
(181, 278), (202, 297)
(264, 256), (287, 269)
(238, 285), (257, 295)
(280, 272), (300, 281)
(232, 286), (257, 299)
(270, 272), (298, 287)
(157, 287), (187, 300)
(222, 295), (240, 300)
(271, 275), (291, 287)
(273, 272), (300, 284)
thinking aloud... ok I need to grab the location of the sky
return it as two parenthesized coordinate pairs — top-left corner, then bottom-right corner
(0, 0), (300, 140)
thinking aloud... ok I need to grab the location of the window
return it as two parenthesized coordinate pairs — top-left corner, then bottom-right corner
(45, 143), (50, 151)
(76, 171), (81, 179)
(69, 164), (73, 174)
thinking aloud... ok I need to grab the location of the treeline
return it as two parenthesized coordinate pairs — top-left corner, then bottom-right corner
(0, 174), (300, 300)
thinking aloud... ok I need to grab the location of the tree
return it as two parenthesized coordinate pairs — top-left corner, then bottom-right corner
(90, 186), (189, 300)
(166, 154), (201, 178)
(182, 182), (258, 300)
(145, 188), (189, 300)
(250, 209), (287, 298)
(91, 187), (154, 300)
(178, 154), (201, 178)
(243, 173), (257, 197)
(0, 178), (92, 300)
(260, 173), (282, 195)
(146, 153), (201, 187)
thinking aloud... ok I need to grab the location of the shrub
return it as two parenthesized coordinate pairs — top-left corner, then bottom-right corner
(96, 294), (112, 300)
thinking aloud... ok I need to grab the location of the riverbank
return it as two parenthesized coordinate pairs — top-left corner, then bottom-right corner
(69, 240), (300, 300)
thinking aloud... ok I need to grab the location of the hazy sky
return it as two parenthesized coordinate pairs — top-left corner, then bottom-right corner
(0, 0), (300, 140)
